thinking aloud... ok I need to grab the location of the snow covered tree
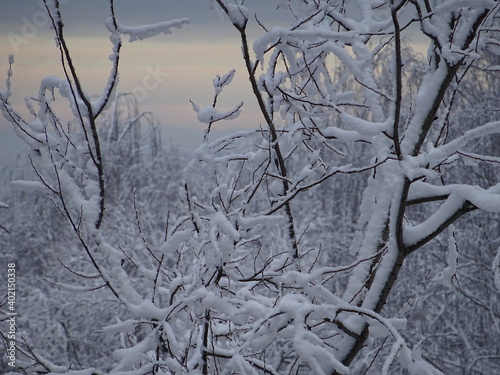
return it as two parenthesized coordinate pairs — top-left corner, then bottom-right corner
(1, 0), (500, 374)
(201, 1), (500, 373)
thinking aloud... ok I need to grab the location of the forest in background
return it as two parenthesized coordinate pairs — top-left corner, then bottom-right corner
(1, 1), (500, 374)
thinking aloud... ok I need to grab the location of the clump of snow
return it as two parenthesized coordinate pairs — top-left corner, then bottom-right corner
(191, 102), (243, 124)
(102, 319), (136, 336)
(113, 336), (155, 371)
(237, 213), (283, 231)
(226, 4), (249, 28)
(270, 179), (284, 196)
(0, 55), (15, 100)
(213, 69), (236, 95)
(108, 17), (190, 42)
(211, 211), (240, 241)
(493, 248), (500, 291)
(160, 229), (192, 255)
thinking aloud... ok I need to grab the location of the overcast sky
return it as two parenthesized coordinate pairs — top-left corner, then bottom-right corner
(0, 0), (290, 156)
(0, 1), (428, 159)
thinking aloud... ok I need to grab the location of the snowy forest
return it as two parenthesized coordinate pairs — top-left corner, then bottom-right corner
(1, 0), (500, 374)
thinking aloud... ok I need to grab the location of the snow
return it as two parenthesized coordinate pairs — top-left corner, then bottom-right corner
(3, 2), (500, 374)
(108, 17), (190, 42)
(127, 299), (168, 321)
(381, 339), (405, 375)
(90, 69), (119, 114)
(407, 181), (453, 202)
(340, 113), (390, 137)
(211, 211), (241, 241)
(408, 181), (500, 213)
(192, 101), (243, 124)
(226, 4), (249, 28)
(160, 228), (193, 255)
(11, 179), (46, 192)
(404, 193), (464, 248)
(322, 126), (372, 143)
(493, 248), (500, 291)
(400, 62), (449, 155)
(237, 213), (283, 231)
(427, 120), (500, 163)
(369, 317), (407, 339)
(269, 179), (284, 195)
(225, 354), (260, 375)
(38, 75), (89, 119)
(456, 184), (500, 212)
(113, 336), (156, 371)
(102, 319), (137, 336)
(442, 227), (458, 287)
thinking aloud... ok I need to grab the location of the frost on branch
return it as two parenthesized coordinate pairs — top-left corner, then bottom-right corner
(213, 69), (236, 95)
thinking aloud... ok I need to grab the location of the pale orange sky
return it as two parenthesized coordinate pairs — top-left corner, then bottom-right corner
(1, 33), (261, 147)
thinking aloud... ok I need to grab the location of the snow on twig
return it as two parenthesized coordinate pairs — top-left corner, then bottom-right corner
(109, 18), (190, 42)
